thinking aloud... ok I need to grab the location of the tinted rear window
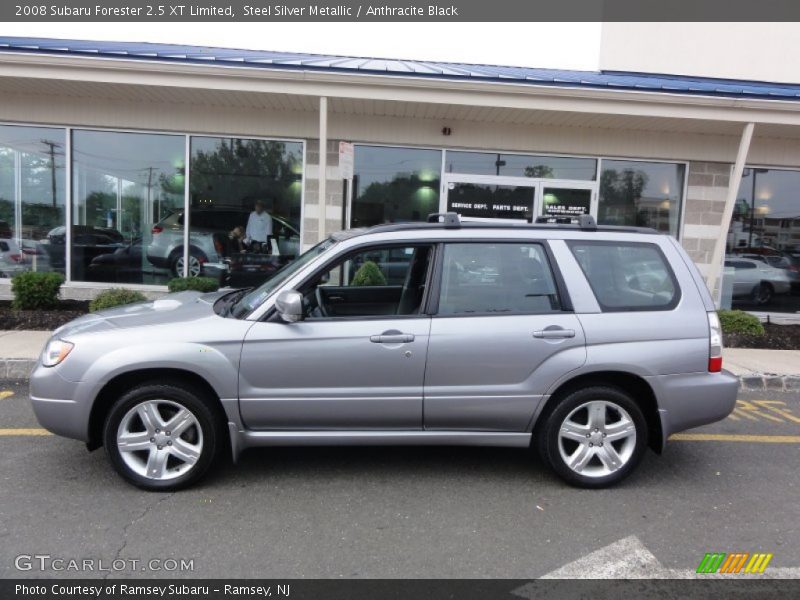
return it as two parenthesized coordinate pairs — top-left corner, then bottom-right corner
(569, 241), (679, 311)
(437, 242), (562, 315)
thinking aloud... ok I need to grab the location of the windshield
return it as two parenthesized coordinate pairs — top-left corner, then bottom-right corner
(230, 238), (337, 318)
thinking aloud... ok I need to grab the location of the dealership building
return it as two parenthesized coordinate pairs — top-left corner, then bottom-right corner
(1, 31), (799, 314)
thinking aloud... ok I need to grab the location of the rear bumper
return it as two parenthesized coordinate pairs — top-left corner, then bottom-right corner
(648, 370), (739, 447)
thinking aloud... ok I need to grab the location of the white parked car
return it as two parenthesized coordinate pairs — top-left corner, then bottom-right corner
(724, 256), (792, 305)
(0, 238), (26, 277)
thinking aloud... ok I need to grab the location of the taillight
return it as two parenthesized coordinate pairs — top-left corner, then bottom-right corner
(708, 312), (723, 373)
(9, 253), (21, 263)
(214, 238), (224, 254)
(151, 225), (163, 234)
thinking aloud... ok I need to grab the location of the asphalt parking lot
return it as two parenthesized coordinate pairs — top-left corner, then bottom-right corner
(0, 380), (798, 579)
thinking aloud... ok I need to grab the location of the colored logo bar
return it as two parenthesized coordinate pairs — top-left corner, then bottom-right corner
(697, 552), (773, 574)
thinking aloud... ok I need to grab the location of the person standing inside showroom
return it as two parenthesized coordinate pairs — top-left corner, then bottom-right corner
(245, 200), (273, 253)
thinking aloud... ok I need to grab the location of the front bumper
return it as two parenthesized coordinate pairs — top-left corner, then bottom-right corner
(649, 369), (739, 447)
(29, 362), (88, 442)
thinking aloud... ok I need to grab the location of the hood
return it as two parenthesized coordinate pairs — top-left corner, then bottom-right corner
(54, 291), (226, 338)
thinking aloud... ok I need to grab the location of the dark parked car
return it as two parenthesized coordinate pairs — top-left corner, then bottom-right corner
(87, 239), (149, 283)
(45, 225), (125, 274)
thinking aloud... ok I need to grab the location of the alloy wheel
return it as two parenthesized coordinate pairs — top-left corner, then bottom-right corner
(116, 399), (203, 481)
(175, 255), (202, 277)
(557, 400), (637, 478)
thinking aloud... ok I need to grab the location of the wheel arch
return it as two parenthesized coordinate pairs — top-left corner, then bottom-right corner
(87, 368), (227, 451)
(534, 371), (663, 454)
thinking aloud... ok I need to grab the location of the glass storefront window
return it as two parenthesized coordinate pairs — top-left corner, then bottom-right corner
(722, 167), (800, 313)
(445, 151), (597, 181)
(598, 159), (685, 236)
(71, 130), (185, 284)
(0, 125), (66, 278)
(352, 146), (442, 227)
(184, 137), (303, 282)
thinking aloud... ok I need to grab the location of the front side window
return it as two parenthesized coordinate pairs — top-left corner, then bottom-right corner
(301, 244), (434, 319)
(437, 243), (561, 315)
(598, 160), (685, 237)
(569, 241), (678, 311)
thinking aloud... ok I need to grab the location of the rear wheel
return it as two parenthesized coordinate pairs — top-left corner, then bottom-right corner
(536, 386), (647, 488)
(103, 383), (222, 491)
(169, 249), (204, 278)
(752, 282), (774, 306)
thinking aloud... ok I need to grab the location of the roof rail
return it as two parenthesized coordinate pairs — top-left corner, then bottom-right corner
(534, 214), (597, 231)
(427, 212), (461, 228)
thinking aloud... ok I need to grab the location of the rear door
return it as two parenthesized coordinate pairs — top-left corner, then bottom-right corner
(423, 241), (586, 432)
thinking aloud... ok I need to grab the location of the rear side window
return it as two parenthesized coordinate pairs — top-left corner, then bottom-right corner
(437, 242), (562, 315)
(569, 241), (679, 311)
(0, 242), (8, 251)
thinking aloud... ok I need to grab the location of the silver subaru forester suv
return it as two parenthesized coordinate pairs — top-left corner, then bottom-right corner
(30, 214), (738, 491)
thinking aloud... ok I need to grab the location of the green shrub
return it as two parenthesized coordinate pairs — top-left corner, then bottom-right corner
(351, 261), (387, 286)
(167, 277), (220, 293)
(718, 310), (765, 336)
(89, 288), (147, 313)
(11, 272), (64, 310)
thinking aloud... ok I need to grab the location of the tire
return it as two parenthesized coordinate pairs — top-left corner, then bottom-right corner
(103, 382), (223, 491)
(536, 386), (648, 489)
(169, 249), (204, 278)
(751, 282), (773, 306)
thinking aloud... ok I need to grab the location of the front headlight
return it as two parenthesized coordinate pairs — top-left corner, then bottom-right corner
(42, 339), (74, 367)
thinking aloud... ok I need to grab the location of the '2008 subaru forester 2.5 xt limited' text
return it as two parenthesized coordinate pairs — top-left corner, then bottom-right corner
(30, 214), (738, 491)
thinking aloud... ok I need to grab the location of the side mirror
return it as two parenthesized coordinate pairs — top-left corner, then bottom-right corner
(275, 290), (303, 323)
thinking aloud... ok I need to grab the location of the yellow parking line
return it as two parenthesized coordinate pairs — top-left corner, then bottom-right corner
(670, 433), (800, 443)
(0, 391), (14, 400)
(0, 428), (52, 436)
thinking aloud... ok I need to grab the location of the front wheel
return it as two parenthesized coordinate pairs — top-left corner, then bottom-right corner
(103, 383), (222, 491)
(536, 386), (648, 488)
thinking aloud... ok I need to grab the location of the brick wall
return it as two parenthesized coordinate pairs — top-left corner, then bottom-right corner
(302, 139), (345, 248)
(680, 161), (732, 286)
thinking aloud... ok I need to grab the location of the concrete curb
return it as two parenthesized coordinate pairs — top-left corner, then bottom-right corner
(1, 359), (37, 380)
(2, 357), (797, 392)
(738, 374), (800, 392)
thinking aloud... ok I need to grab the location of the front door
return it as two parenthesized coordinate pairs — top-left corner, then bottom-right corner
(424, 241), (586, 432)
(239, 243), (435, 430)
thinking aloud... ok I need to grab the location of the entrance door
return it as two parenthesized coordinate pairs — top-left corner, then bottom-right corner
(442, 175), (537, 222)
(442, 175), (596, 223)
(538, 182), (596, 220)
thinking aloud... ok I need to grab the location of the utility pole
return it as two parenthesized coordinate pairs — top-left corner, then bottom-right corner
(41, 140), (61, 209)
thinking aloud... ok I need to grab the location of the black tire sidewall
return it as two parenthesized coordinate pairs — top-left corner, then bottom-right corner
(103, 383), (220, 491)
(539, 386), (648, 489)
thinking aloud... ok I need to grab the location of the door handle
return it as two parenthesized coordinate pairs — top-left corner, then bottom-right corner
(533, 328), (575, 339)
(370, 333), (415, 344)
